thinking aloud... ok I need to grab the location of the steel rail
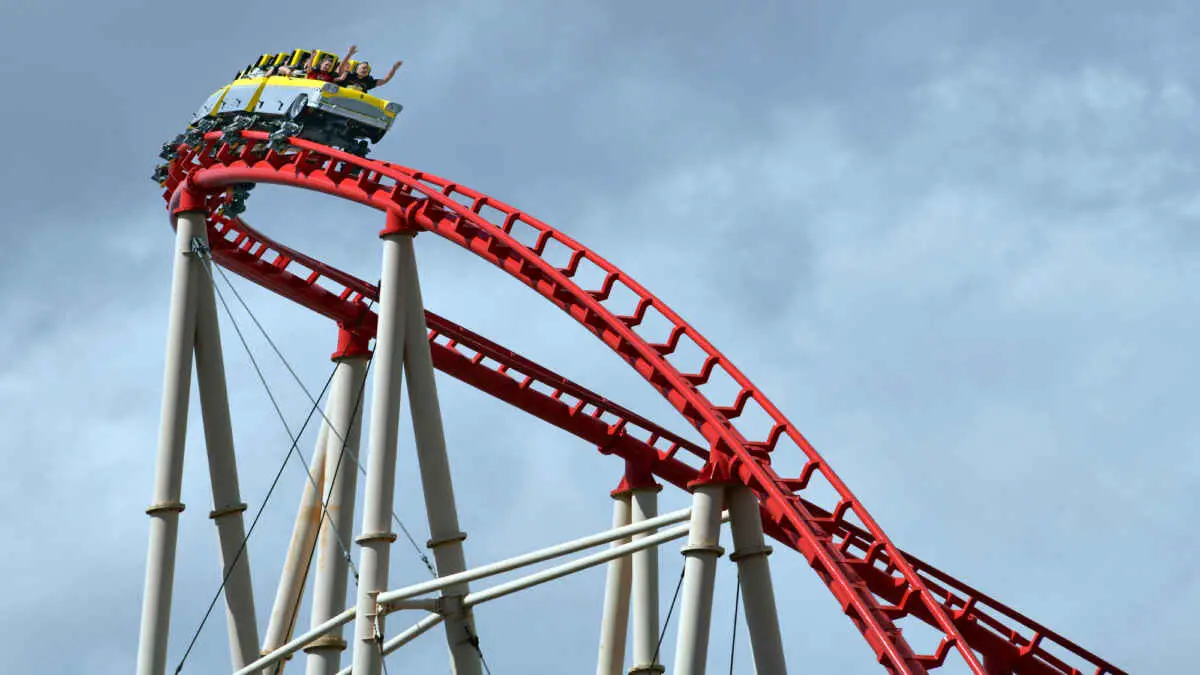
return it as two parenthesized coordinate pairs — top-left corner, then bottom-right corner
(157, 131), (1126, 675)
(193, 213), (1121, 674)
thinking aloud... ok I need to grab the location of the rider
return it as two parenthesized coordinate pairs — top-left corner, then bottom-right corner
(306, 54), (339, 82)
(335, 44), (403, 92)
(307, 46), (354, 82)
(276, 50), (311, 77)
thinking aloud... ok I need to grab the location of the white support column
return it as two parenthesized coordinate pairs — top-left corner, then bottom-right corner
(595, 493), (633, 675)
(136, 208), (205, 675)
(672, 483), (726, 675)
(350, 226), (412, 675)
(306, 333), (370, 675)
(398, 235), (483, 675)
(262, 400), (330, 662)
(192, 234), (261, 669)
(629, 478), (664, 675)
(728, 485), (787, 675)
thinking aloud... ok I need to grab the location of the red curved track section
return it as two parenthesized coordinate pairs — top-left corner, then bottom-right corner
(158, 131), (1126, 675)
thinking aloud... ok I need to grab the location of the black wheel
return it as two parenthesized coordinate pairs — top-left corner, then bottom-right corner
(159, 137), (182, 160)
(286, 94), (309, 120)
(268, 122), (303, 153)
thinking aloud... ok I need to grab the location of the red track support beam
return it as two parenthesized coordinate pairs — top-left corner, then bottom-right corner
(154, 131), (1127, 675)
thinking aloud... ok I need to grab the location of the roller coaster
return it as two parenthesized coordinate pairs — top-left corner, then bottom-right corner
(137, 53), (1131, 675)
(153, 47), (402, 210)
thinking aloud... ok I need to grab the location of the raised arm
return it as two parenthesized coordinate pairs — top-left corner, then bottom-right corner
(376, 60), (403, 86)
(337, 45), (358, 75)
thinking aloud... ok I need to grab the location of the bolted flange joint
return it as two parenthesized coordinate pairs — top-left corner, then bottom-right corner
(302, 634), (348, 654)
(260, 649), (294, 662)
(146, 501), (185, 516)
(680, 543), (726, 558)
(209, 502), (248, 520)
(355, 531), (399, 545)
(729, 545), (773, 563)
(427, 531), (468, 550)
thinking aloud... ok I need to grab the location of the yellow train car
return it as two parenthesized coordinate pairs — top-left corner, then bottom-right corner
(154, 48), (404, 202)
(172, 48), (402, 157)
(194, 74), (402, 150)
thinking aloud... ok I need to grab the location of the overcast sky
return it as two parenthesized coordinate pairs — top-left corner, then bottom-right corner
(0, 1), (1195, 673)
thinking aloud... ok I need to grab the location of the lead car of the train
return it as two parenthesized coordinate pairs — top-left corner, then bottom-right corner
(153, 48), (403, 192)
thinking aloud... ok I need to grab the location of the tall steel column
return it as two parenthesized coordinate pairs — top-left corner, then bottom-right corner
(398, 234), (483, 675)
(306, 333), (370, 675)
(350, 225), (412, 675)
(137, 207), (205, 675)
(671, 483), (726, 675)
(263, 400), (330, 661)
(727, 485), (786, 674)
(628, 476), (664, 675)
(595, 492), (633, 675)
(192, 236), (261, 669)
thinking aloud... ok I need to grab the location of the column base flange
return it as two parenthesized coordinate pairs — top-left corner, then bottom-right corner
(303, 634), (348, 654)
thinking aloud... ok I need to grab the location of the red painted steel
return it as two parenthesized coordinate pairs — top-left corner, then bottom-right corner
(158, 131), (1126, 675)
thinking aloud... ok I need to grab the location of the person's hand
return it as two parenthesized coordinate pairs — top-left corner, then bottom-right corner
(348, 44), (358, 54)
(392, 60), (403, 72)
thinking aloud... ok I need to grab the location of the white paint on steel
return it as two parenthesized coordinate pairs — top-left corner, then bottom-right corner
(137, 211), (205, 675)
(596, 494), (633, 675)
(461, 519), (723, 609)
(671, 484), (726, 675)
(381, 598), (441, 612)
(399, 237), (482, 675)
(629, 489), (664, 674)
(234, 608), (356, 675)
(306, 356), (368, 675)
(380, 612), (444, 656)
(350, 232), (412, 675)
(728, 485), (788, 674)
(149, 215), (796, 675)
(263, 410), (329, 661)
(193, 242), (262, 669)
(377, 507), (694, 609)
(335, 613), (446, 674)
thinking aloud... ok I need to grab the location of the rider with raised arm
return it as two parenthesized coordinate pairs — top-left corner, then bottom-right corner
(335, 44), (403, 92)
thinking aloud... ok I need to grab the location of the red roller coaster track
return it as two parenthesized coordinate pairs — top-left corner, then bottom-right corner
(158, 130), (1126, 675)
